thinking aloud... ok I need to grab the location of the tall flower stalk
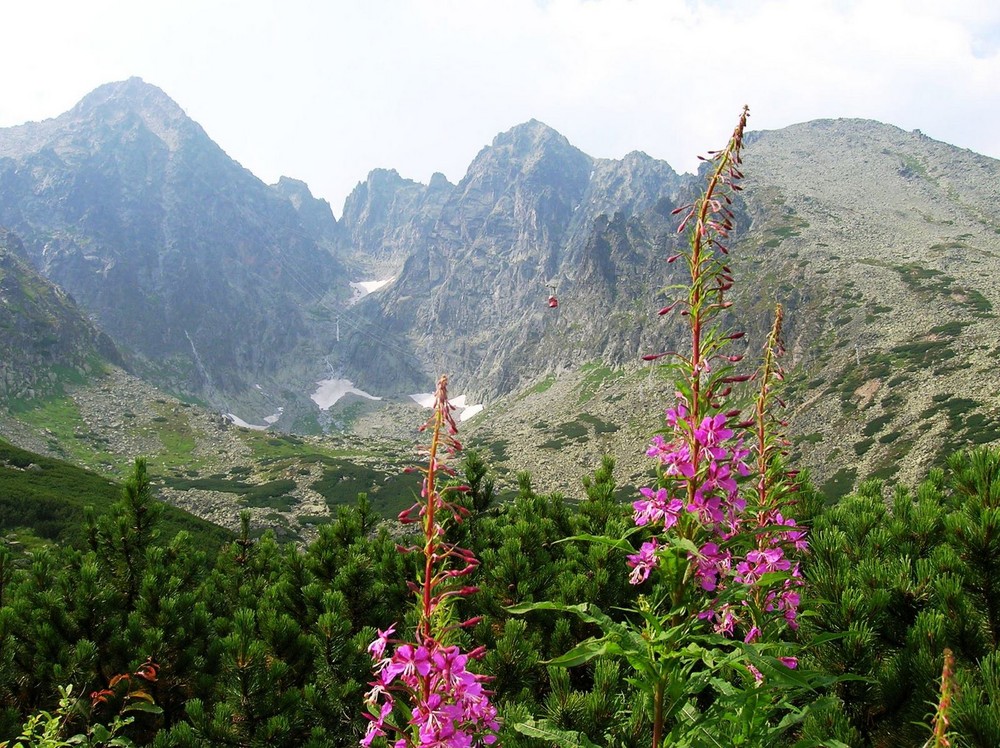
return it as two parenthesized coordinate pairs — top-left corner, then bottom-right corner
(510, 107), (814, 748)
(362, 375), (499, 748)
(926, 648), (955, 748)
(630, 106), (808, 743)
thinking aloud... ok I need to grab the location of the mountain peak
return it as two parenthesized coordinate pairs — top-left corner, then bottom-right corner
(490, 119), (571, 152)
(71, 77), (185, 118)
(62, 77), (198, 152)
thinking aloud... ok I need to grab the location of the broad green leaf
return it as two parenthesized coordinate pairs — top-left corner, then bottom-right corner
(665, 535), (701, 556)
(556, 532), (639, 552)
(123, 701), (163, 714)
(513, 718), (602, 748)
(545, 636), (625, 667)
(506, 601), (622, 632)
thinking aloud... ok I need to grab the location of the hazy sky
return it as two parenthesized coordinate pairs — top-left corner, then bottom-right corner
(2, 0), (998, 215)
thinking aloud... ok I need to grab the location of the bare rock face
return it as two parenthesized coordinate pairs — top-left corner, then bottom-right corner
(334, 120), (691, 399)
(0, 78), (343, 397)
(271, 176), (340, 244)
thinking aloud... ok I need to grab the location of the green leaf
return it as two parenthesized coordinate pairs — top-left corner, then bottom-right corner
(506, 601), (623, 632)
(666, 534), (701, 556)
(123, 701), (163, 714)
(91, 723), (112, 741)
(556, 532), (638, 552)
(512, 719), (602, 748)
(545, 636), (625, 667)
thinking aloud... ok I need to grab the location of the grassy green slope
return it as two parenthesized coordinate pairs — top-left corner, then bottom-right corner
(0, 438), (233, 553)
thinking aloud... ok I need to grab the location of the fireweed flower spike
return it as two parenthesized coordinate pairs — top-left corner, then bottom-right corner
(511, 108), (811, 748)
(362, 376), (499, 748)
(623, 107), (808, 746)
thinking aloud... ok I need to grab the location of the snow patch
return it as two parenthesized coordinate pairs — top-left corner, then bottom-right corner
(409, 392), (484, 422)
(409, 392), (436, 408)
(461, 404), (484, 421)
(263, 407), (284, 425)
(312, 378), (381, 410)
(349, 278), (394, 305)
(225, 413), (268, 431)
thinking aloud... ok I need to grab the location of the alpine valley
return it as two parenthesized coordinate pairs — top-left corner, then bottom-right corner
(2, 77), (999, 538)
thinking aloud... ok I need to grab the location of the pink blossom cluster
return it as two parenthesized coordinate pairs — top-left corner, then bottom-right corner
(628, 395), (806, 655)
(363, 627), (499, 747)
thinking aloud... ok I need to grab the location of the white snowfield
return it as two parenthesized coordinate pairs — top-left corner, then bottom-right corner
(409, 393), (484, 422)
(311, 378), (382, 410)
(225, 413), (268, 431)
(349, 278), (393, 305)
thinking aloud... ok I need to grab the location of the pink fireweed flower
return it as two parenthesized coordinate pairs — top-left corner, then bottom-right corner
(765, 581), (803, 629)
(773, 513), (809, 552)
(633, 486), (685, 528)
(383, 644), (433, 684)
(627, 538), (660, 585)
(690, 542), (731, 591)
(362, 376), (499, 748)
(778, 656), (798, 669)
(368, 624), (396, 662)
(686, 492), (725, 526)
(694, 414), (734, 458)
(665, 399), (689, 428)
(735, 547), (791, 585)
(361, 697), (395, 747)
(698, 603), (738, 636)
(730, 437), (752, 477)
(694, 460), (738, 501)
(370, 637), (499, 747)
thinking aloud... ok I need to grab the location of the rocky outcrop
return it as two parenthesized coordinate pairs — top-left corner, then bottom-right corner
(339, 168), (453, 274)
(335, 120), (689, 398)
(271, 176), (340, 244)
(0, 229), (120, 401)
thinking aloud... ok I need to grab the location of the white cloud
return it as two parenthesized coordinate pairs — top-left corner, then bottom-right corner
(1, 0), (997, 210)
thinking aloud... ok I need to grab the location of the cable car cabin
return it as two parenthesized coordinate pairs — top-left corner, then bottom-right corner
(547, 295), (559, 309)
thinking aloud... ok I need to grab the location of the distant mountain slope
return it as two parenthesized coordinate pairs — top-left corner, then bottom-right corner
(3, 81), (999, 495)
(0, 228), (119, 402)
(734, 118), (1000, 489)
(0, 436), (232, 552)
(0, 77), (344, 398)
(459, 119), (1000, 495)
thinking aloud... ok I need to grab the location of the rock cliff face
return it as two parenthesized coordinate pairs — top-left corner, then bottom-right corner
(0, 229), (120, 401)
(334, 120), (691, 398)
(271, 176), (340, 245)
(0, 78), (342, 397)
